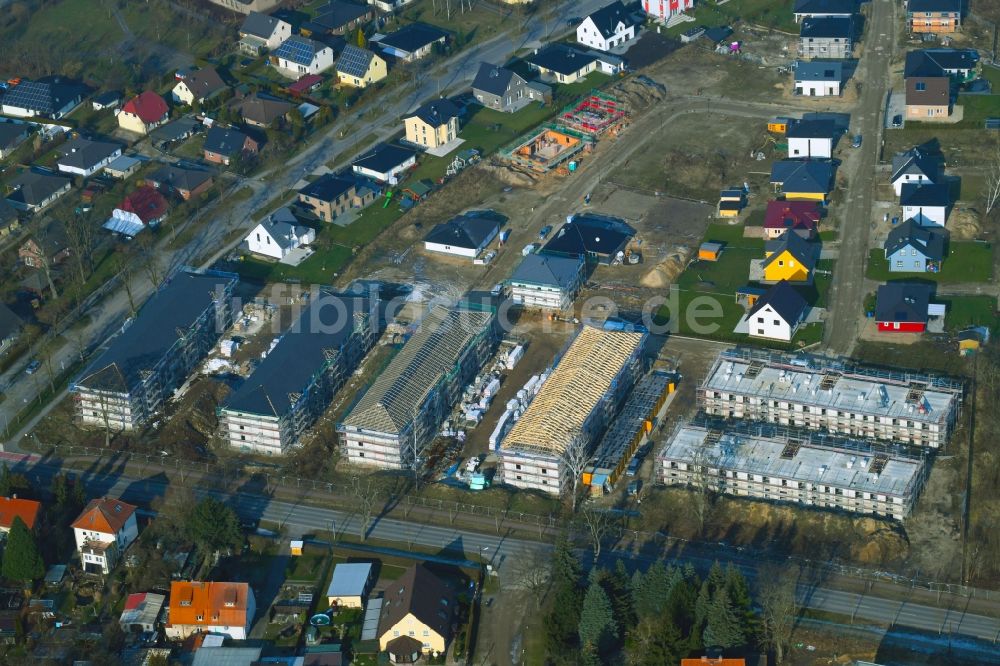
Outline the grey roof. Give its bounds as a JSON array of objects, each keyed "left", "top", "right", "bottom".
[
  {"left": 312, "top": 1, "right": 371, "bottom": 31},
  {"left": 542, "top": 213, "right": 635, "bottom": 259},
  {"left": 905, "top": 49, "right": 979, "bottom": 77},
  {"left": 254, "top": 216, "right": 312, "bottom": 252},
  {"left": 92, "top": 91, "right": 122, "bottom": 107},
  {"left": 770, "top": 159, "right": 834, "bottom": 193},
  {"left": 876, "top": 282, "right": 931, "bottom": 323},
  {"left": 179, "top": 67, "right": 226, "bottom": 100},
  {"left": 237, "top": 92, "right": 293, "bottom": 125},
  {"left": 762, "top": 231, "right": 818, "bottom": 271},
  {"left": 149, "top": 116, "right": 201, "bottom": 144},
  {"left": 106, "top": 155, "right": 140, "bottom": 173},
  {"left": 527, "top": 43, "right": 598, "bottom": 76},
  {"left": 0, "top": 199, "right": 16, "bottom": 227},
  {"left": 907, "top": 0, "right": 961, "bottom": 12},
  {"left": 352, "top": 144, "right": 416, "bottom": 174},
  {"left": 6, "top": 171, "right": 71, "bottom": 207},
  {"left": 900, "top": 182, "right": 949, "bottom": 207},
  {"left": 274, "top": 35, "right": 328, "bottom": 66},
  {"left": 204, "top": 126, "right": 250, "bottom": 157},
  {"left": 405, "top": 98, "right": 461, "bottom": 128},
  {"left": 76, "top": 271, "right": 237, "bottom": 393},
  {"left": 471, "top": 63, "right": 520, "bottom": 97},
  {"left": 509, "top": 253, "right": 584, "bottom": 290},
  {"left": 223, "top": 291, "right": 372, "bottom": 417},
  {"left": 424, "top": 210, "right": 503, "bottom": 250},
  {"left": 884, "top": 218, "right": 946, "bottom": 260},
  {"left": 0, "top": 123, "right": 28, "bottom": 151},
  {"left": 0, "top": 303, "right": 23, "bottom": 341},
  {"left": 785, "top": 118, "right": 838, "bottom": 139},
  {"left": 376, "top": 22, "right": 447, "bottom": 55},
  {"left": 1, "top": 77, "right": 83, "bottom": 115},
  {"left": 747, "top": 280, "right": 808, "bottom": 324},
  {"left": 326, "top": 562, "right": 373, "bottom": 598},
  {"left": 585, "top": 1, "right": 635, "bottom": 39},
  {"left": 342, "top": 304, "right": 495, "bottom": 434},
  {"left": 891, "top": 147, "right": 941, "bottom": 183},
  {"left": 299, "top": 172, "right": 355, "bottom": 202},
  {"left": 793, "top": 59, "right": 843, "bottom": 81},
  {"left": 336, "top": 44, "right": 378, "bottom": 78},
  {"left": 148, "top": 164, "right": 213, "bottom": 192},
  {"left": 800, "top": 15, "right": 853, "bottom": 38},
  {"left": 191, "top": 647, "right": 263, "bottom": 666},
  {"left": 240, "top": 11, "right": 283, "bottom": 39},
  {"left": 56, "top": 137, "right": 121, "bottom": 171},
  {"left": 794, "top": 0, "right": 857, "bottom": 14}
]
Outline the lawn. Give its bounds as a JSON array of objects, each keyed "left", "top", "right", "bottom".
[
  {"left": 285, "top": 549, "right": 329, "bottom": 583},
  {"left": 9, "top": 0, "right": 124, "bottom": 60},
  {"left": 982, "top": 65, "right": 1000, "bottom": 90},
  {"left": 398, "top": 0, "right": 511, "bottom": 46},
  {"left": 905, "top": 95, "right": 1000, "bottom": 130},
  {"left": 119, "top": 2, "right": 228, "bottom": 60},
  {"left": 866, "top": 242, "right": 993, "bottom": 283},
  {"left": 941, "top": 295, "right": 997, "bottom": 331},
  {"left": 664, "top": 0, "right": 799, "bottom": 37}
]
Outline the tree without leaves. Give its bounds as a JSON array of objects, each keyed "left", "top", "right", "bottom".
[
  {"left": 985, "top": 138, "right": 1000, "bottom": 218},
  {"left": 758, "top": 563, "right": 801, "bottom": 664},
  {"left": 2, "top": 516, "right": 44, "bottom": 584},
  {"left": 351, "top": 475, "right": 382, "bottom": 541},
  {"left": 580, "top": 505, "right": 615, "bottom": 561},
  {"left": 559, "top": 431, "right": 590, "bottom": 512}
]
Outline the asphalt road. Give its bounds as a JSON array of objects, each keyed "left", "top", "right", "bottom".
[{"left": 823, "top": 0, "right": 896, "bottom": 354}]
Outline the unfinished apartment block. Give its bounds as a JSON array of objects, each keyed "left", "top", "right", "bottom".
[
  {"left": 699, "top": 348, "right": 962, "bottom": 448},
  {"left": 498, "top": 325, "right": 646, "bottom": 495},
  {"left": 338, "top": 300, "right": 500, "bottom": 470},
  {"left": 657, "top": 422, "right": 927, "bottom": 520},
  {"left": 72, "top": 270, "right": 238, "bottom": 431},
  {"left": 219, "top": 291, "right": 380, "bottom": 455}
]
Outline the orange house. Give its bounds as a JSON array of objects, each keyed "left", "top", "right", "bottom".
[
  {"left": 0, "top": 496, "right": 41, "bottom": 533},
  {"left": 907, "top": 0, "right": 961, "bottom": 34},
  {"left": 165, "top": 581, "right": 256, "bottom": 641}
]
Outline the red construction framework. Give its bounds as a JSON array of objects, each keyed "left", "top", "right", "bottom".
[{"left": 556, "top": 91, "right": 628, "bottom": 137}]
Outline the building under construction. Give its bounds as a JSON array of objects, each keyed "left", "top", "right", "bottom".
[
  {"left": 219, "top": 291, "right": 380, "bottom": 455},
  {"left": 657, "top": 420, "right": 928, "bottom": 521},
  {"left": 700, "top": 348, "right": 963, "bottom": 449},
  {"left": 583, "top": 370, "right": 676, "bottom": 495},
  {"left": 500, "top": 124, "right": 592, "bottom": 174},
  {"left": 554, "top": 91, "right": 628, "bottom": 137},
  {"left": 338, "top": 298, "right": 501, "bottom": 470},
  {"left": 72, "top": 269, "right": 238, "bottom": 431},
  {"left": 498, "top": 324, "right": 646, "bottom": 495}
]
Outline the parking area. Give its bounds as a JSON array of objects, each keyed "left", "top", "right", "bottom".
[{"left": 886, "top": 90, "right": 906, "bottom": 128}]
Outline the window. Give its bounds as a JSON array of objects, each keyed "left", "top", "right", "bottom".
[
  {"left": 915, "top": 82, "right": 926, "bottom": 91},
  {"left": 423, "top": 630, "right": 430, "bottom": 637}
]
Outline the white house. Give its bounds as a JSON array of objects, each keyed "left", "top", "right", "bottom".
[
  {"left": 642, "top": 0, "right": 694, "bottom": 21},
  {"left": 793, "top": 60, "right": 843, "bottom": 97},
  {"left": 900, "top": 183, "right": 949, "bottom": 227},
  {"left": 351, "top": 144, "right": 417, "bottom": 185},
  {"left": 239, "top": 11, "right": 293, "bottom": 54},
  {"left": 423, "top": 211, "right": 503, "bottom": 259},
  {"left": 71, "top": 498, "right": 139, "bottom": 575},
  {"left": 55, "top": 137, "right": 123, "bottom": 178},
  {"left": 785, "top": 118, "right": 837, "bottom": 159},
  {"left": 891, "top": 147, "right": 940, "bottom": 196},
  {"left": 273, "top": 36, "right": 335, "bottom": 78},
  {"left": 509, "top": 253, "right": 585, "bottom": 310},
  {"left": 577, "top": 2, "right": 637, "bottom": 52},
  {"left": 735, "top": 280, "right": 809, "bottom": 342},
  {"left": 245, "top": 208, "right": 316, "bottom": 260}
]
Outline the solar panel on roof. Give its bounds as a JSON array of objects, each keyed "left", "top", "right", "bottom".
[
  {"left": 6, "top": 82, "right": 53, "bottom": 113},
  {"left": 338, "top": 46, "right": 372, "bottom": 77},
  {"left": 277, "top": 37, "right": 317, "bottom": 66}
]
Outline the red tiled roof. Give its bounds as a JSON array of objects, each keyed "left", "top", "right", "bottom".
[
  {"left": 167, "top": 581, "right": 250, "bottom": 628},
  {"left": 124, "top": 592, "right": 146, "bottom": 610},
  {"left": 287, "top": 74, "right": 323, "bottom": 94},
  {"left": 71, "top": 497, "right": 137, "bottom": 534},
  {"left": 0, "top": 497, "right": 41, "bottom": 530},
  {"left": 120, "top": 185, "right": 168, "bottom": 224},
  {"left": 763, "top": 200, "right": 820, "bottom": 231},
  {"left": 122, "top": 91, "right": 169, "bottom": 124}
]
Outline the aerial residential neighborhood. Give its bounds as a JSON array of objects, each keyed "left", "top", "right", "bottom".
[{"left": 0, "top": 0, "right": 997, "bottom": 664}]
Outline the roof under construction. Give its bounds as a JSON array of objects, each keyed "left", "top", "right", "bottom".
[
  {"left": 501, "top": 325, "right": 645, "bottom": 456},
  {"left": 341, "top": 305, "right": 495, "bottom": 435}
]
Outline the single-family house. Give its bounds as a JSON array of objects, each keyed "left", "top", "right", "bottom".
[
  {"left": 203, "top": 126, "right": 259, "bottom": 166},
  {"left": 335, "top": 45, "right": 388, "bottom": 88},
  {"left": 900, "top": 182, "right": 949, "bottom": 226},
  {"left": 377, "top": 564, "right": 456, "bottom": 660},
  {"left": 905, "top": 76, "right": 950, "bottom": 120},
  {"left": 509, "top": 253, "right": 585, "bottom": 310},
  {"left": 236, "top": 92, "right": 294, "bottom": 127},
  {"left": 793, "top": 60, "right": 843, "bottom": 96},
  {"left": 298, "top": 172, "right": 358, "bottom": 222},
  {"left": 904, "top": 49, "right": 979, "bottom": 82},
  {"left": 0, "top": 304, "right": 23, "bottom": 355},
  {"left": 890, "top": 147, "right": 941, "bottom": 196},
  {"left": 641, "top": 0, "right": 694, "bottom": 22},
  {"left": 471, "top": 63, "right": 549, "bottom": 112},
  {"left": 798, "top": 16, "right": 854, "bottom": 59},
  {"left": 785, "top": 118, "right": 838, "bottom": 158},
  {"left": 55, "top": 137, "right": 123, "bottom": 178},
  {"left": 165, "top": 581, "right": 256, "bottom": 640},
  {"left": 577, "top": 2, "right": 638, "bottom": 52},
  {"left": 793, "top": 0, "right": 857, "bottom": 23},
  {"left": 0, "top": 123, "right": 29, "bottom": 159},
  {"left": 171, "top": 67, "right": 227, "bottom": 106},
  {"left": 876, "top": 282, "right": 933, "bottom": 332},
  {"left": 308, "top": 1, "right": 373, "bottom": 36},
  {"left": 119, "top": 592, "right": 166, "bottom": 634},
  {"left": 526, "top": 44, "right": 599, "bottom": 84},
  {"left": 147, "top": 164, "right": 214, "bottom": 201},
  {"left": 906, "top": 0, "right": 962, "bottom": 34},
  {"left": 0, "top": 77, "right": 84, "bottom": 119},
  {"left": 104, "top": 186, "right": 169, "bottom": 237},
  {"left": 118, "top": 91, "right": 169, "bottom": 135},
  {"left": 736, "top": 280, "right": 809, "bottom": 342},
  {"left": 403, "top": 98, "right": 460, "bottom": 150},
  {"left": 884, "top": 218, "right": 946, "bottom": 273},
  {"left": 72, "top": 498, "right": 139, "bottom": 575},
  {"left": 246, "top": 207, "right": 316, "bottom": 259},
  {"left": 542, "top": 213, "right": 636, "bottom": 264},
  {"left": 423, "top": 210, "right": 504, "bottom": 258},
  {"left": 91, "top": 91, "right": 122, "bottom": 111},
  {"left": 20, "top": 221, "right": 70, "bottom": 268},
  {"left": 326, "top": 562, "right": 374, "bottom": 608},
  {"left": 239, "top": 12, "right": 292, "bottom": 55},
  {"left": 5, "top": 171, "right": 72, "bottom": 213},
  {"left": 0, "top": 496, "right": 40, "bottom": 534},
  {"left": 352, "top": 144, "right": 416, "bottom": 185},
  {"left": 761, "top": 231, "right": 817, "bottom": 283},
  {"left": 373, "top": 22, "right": 448, "bottom": 62},
  {"left": 770, "top": 159, "right": 834, "bottom": 201},
  {"left": 273, "top": 36, "right": 336, "bottom": 78},
  {"left": 763, "top": 200, "right": 820, "bottom": 239}
]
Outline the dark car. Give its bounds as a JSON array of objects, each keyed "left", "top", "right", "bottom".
[
  {"left": 891, "top": 114, "right": 903, "bottom": 128},
  {"left": 851, "top": 134, "right": 862, "bottom": 148},
  {"left": 24, "top": 360, "right": 40, "bottom": 375},
  {"left": 539, "top": 225, "right": 553, "bottom": 239}
]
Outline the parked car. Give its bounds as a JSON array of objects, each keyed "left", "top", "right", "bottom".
[
  {"left": 24, "top": 360, "right": 40, "bottom": 375},
  {"left": 522, "top": 243, "right": 539, "bottom": 256},
  {"left": 626, "top": 457, "right": 641, "bottom": 476},
  {"left": 627, "top": 479, "right": 642, "bottom": 496},
  {"left": 539, "top": 225, "right": 553, "bottom": 239},
  {"left": 851, "top": 134, "right": 862, "bottom": 148},
  {"left": 891, "top": 114, "right": 903, "bottom": 128}
]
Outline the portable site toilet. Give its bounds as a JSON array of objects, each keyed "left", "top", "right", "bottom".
[{"left": 699, "top": 242, "right": 724, "bottom": 262}]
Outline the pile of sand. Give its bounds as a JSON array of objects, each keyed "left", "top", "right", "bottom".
[
  {"left": 480, "top": 162, "right": 538, "bottom": 188},
  {"left": 850, "top": 517, "right": 909, "bottom": 565},
  {"left": 640, "top": 246, "right": 691, "bottom": 288},
  {"left": 612, "top": 76, "right": 667, "bottom": 111},
  {"left": 949, "top": 207, "right": 983, "bottom": 240}
]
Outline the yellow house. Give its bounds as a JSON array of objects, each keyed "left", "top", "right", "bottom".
[
  {"left": 771, "top": 160, "right": 833, "bottom": 202},
  {"left": 378, "top": 564, "right": 455, "bottom": 660},
  {"left": 762, "top": 231, "right": 816, "bottom": 283},
  {"left": 403, "top": 98, "right": 460, "bottom": 150},
  {"left": 336, "top": 45, "right": 387, "bottom": 89}
]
